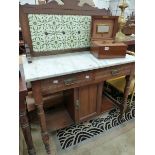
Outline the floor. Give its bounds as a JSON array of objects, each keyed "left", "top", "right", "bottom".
[{"left": 21, "top": 119, "right": 134, "bottom": 155}]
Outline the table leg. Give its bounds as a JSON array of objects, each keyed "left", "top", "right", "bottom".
[
  {"left": 20, "top": 96, "right": 36, "bottom": 155},
  {"left": 32, "top": 81, "right": 51, "bottom": 154},
  {"left": 122, "top": 74, "right": 133, "bottom": 114}
]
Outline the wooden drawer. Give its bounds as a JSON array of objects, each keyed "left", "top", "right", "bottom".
[
  {"left": 41, "top": 72, "right": 94, "bottom": 94},
  {"left": 95, "top": 64, "right": 132, "bottom": 80}
]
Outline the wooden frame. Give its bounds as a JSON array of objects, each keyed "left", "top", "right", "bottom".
[
  {"left": 19, "top": 0, "right": 111, "bottom": 58},
  {"left": 90, "top": 16, "right": 127, "bottom": 59},
  {"left": 96, "top": 24, "right": 110, "bottom": 34},
  {"left": 30, "top": 61, "right": 134, "bottom": 154},
  {"left": 91, "top": 16, "right": 118, "bottom": 40}
]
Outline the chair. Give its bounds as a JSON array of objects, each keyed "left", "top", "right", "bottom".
[{"left": 106, "top": 51, "right": 135, "bottom": 105}]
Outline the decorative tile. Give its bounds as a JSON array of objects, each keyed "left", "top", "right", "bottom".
[{"left": 28, "top": 14, "right": 91, "bottom": 52}]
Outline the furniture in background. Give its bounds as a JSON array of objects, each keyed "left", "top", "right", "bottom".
[
  {"left": 123, "top": 11, "right": 135, "bottom": 35},
  {"left": 123, "top": 11, "right": 135, "bottom": 52},
  {"left": 106, "top": 75, "right": 135, "bottom": 104},
  {"left": 19, "top": 65, "right": 36, "bottom": 155}
]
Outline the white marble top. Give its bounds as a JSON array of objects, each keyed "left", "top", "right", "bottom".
[{"left": 22, "top": 51, "right": 135, "bottom": 82}]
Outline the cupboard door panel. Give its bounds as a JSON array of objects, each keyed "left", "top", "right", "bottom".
[{"left": 78, "top": 84, "right": 98, "bottom": 121}]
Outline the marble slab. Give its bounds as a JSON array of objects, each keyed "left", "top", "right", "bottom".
[{"left": 22, "top": 51, "right": 135, "bottom": 82}]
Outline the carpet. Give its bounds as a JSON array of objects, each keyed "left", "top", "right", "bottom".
[{"left": 56, "top": 85, "right": 135, "bottom": 150}]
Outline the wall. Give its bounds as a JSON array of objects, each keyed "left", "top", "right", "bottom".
[
  {"left": 93, "top": 0, "right": 110, "bottom": 9},
  {"left": 19, "top": 0, "right": 36, "bottom": 5}
]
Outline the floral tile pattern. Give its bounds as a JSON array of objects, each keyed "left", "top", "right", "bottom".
[{"left": 28, "top": 14, "right": 91, "bottom": 52}]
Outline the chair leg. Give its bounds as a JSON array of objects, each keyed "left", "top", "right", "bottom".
[{"left": 122, "top": 74, "right": 133, "bottom": 114}]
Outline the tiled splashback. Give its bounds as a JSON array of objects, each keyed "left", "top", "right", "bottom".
[
  {"left": 26, "top": 1, "right": 134, "bottom": 52},
  {"left": 28, "top": 14, "right": 91, "bottom": 52}
]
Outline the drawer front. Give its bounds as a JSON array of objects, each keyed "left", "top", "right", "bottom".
[
  {"left": 41, "top": 72, "right": 94, "bottom": 94},
  {"left": 95, "top": 64, "right": 132, "bottom": 80}
]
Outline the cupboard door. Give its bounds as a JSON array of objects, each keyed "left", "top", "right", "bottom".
[{"left": 77, "top": 84, "right": 99, "bottom": 122}]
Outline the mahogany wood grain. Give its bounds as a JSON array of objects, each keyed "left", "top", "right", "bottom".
[
  {"left": 97, "top": 82, "right": 104, "bottom": 114},
  {"left": 28, "top": 105, "right": 74, "bottom": 132},
  {"left": 101, "top": 95, "right": 115, "bottom": 113},
  {"left": 95, "top": 63, "right": 132, "bottom": 81},
  {"left": 31, "top": 80, "right": 51, "bottom": 154},
  {"left": 64, "top": 89, "right": 75, "bottom": 121},
  {"left": 29, "top": 59, "right": 134, "bottom": 154},
  {"left": 90, "top": 16, "right": 128, "bottom": 59},
  {"left": 19, "top": 65, "right": 36, "bottom": 155},
  {"left": 63, "top": 84, "right": 102, "bottom": 123},
  {"left": 45, "top": 105, "right": 73, "bottom": 131},
  {"left": 91, "top": 16, "right": 118, "bottom": 40},
  {"left": 41, "top": 71, "right": 94, "bottom": 94},
  {"left": 123, "top": 67, "right": 134, "bottom": 114},
  {"left": 78, "top": 84, "right": 98, "bottom": 122},
  {"left": 91, "top": 44, "right": 127, "bottom": 59},
  {"left": 40, "top": 63, "right": 133, "bottom": 95},
  {"left": 30, "top": 62, "right": 134, "bottom": 129}
]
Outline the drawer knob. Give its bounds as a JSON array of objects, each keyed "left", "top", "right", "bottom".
[
  {"left": 85, "top": 75, "right": 90, "bottom": 79},
  {"left": 111, "top": 69, "right": 119, "bottom": 76},
  {"left": 53, "top": 80, "right": 59, "bottom": 84}
]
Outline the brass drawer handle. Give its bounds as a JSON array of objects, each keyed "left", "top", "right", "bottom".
[
  {"left": 64, "top": 78, "right": 76, "bottom": 86},
  {"left": 111, "top": 69, "right": 120, "bottom": 76}
]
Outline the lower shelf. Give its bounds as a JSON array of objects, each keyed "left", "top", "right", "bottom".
[
  {"left": 101, "top": 94, "right": 115, "bottom": 113},
  {"left": 29, "top": 104, "right": 74, "bottom": 132},
  {"left": 45, "top": 105, "right": 74, "bottom": 131},
  {"left": 29, "top": 95, "right": 117, "bottom": 132}
]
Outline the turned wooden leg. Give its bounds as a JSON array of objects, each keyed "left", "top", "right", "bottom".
[
  {"left": 122, "top": 74, "right": 133, "bottom": 114},
  {"left": 32, "top": 81, "right": 51, "bottom": 154},
  {"left": 20, "top": 96, "right": 36, "bottom": 155}
]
